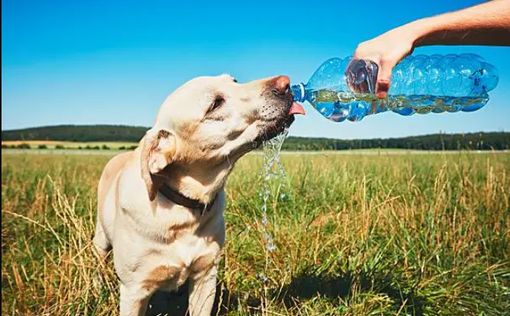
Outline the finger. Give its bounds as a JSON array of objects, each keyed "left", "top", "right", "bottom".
[
  {"left": 376, "top": 59, "right": 396, "bottom": 99},
  {"left": 376, "top": 80, "right": 390, "bottom": 99}
]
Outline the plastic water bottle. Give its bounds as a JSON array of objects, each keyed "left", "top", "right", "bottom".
[{"left": 291, "top": 54, "right": 499, "bottom": 122}]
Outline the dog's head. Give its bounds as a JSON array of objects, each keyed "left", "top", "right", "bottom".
[{"left": 141, "top": 74, "right": 304, "bottom": 201}]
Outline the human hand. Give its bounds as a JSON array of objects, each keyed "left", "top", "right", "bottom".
[{"left": 353, "top": 25, "right": 418, "bottom": 98}]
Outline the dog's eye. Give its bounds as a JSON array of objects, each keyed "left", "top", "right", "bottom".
[
  {"left": 208, "top": 95, "right": 225, "bottom": 113},
  {"left": 232, "top": 78, "right": 238, "bottom": 83}
]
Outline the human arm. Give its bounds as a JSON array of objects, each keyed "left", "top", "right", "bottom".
[{"left": 353, "top": 0, "right": 510, "bottom": 98}]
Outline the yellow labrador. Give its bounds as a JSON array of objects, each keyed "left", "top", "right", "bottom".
[{"left": 93, "top": 74, "right": 304, "bottom": 316}]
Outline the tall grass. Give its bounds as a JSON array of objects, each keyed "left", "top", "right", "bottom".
[{"left": 2, "top": 151, "right": 509, "bottom": 315}]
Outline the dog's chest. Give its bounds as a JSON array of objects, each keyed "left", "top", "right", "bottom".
[
  {"left": 117, "top": 182, "right": 225, "bottom": 292},
  {"left": 143, "top": 233, "right": 220, "bottom": 292}
]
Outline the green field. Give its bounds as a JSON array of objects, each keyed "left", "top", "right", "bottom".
[{"left": 2, "top": 151, "right": 509, "bottom": 315}]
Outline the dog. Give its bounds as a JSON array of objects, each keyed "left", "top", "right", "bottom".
[{"left": 93, "top": 74, "right": 305, "bottom": 316}]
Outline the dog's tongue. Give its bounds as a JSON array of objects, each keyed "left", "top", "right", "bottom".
[{"left": 289, "top": 102, "right": 305, "bottom": 115}]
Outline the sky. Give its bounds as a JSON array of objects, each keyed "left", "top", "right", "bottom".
[{"left": 2, "top": 0, "right": 509, "bottom": 139}]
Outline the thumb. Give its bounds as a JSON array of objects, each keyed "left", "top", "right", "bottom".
[{"left": 375, "top": 59, "right": 396, "bottom": 99}]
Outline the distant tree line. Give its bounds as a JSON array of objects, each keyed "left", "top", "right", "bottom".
[
  {"left": 2, "top": 125, "right": 148, "bottom": 142},
  {"left": 282, "top": 132, "right": 510, "bottom": 151},
  {"left": 2, "top": 125, "right": 509, "bottom": 151}
]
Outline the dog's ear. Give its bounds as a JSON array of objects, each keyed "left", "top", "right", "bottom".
[{"left": 141, "top": 129, "right": 176, "bottom": 201}]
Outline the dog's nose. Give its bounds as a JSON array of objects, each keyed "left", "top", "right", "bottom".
[{"left": 272, "top": 75, "right": 290, "bottom": 95}]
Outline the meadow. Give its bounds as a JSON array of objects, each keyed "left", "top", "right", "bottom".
[{"left": 2, "top": 150, "right": 509, "bottom": 315}]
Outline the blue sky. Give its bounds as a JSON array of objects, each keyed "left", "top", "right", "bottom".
[{"left": 2, "top": 0, "right": 509, "bottom": 139}]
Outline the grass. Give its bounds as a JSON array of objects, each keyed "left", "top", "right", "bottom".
[{"left": 2, "top": 150, "right": 509, "bottom": 315}]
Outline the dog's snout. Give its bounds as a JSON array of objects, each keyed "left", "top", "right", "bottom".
[
  {"left": 274, "top": 76, "right": 290, "bottom": 94},
  {"left": 271, "top": 75, "right": 290, "bottom": 96}
]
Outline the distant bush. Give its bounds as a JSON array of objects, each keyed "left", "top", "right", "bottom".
[
  {"left": 101, "top": 144, "right": 110, "bottom": 150},
  {"left": 38, "top": 144, "right": 48, "bottom": 149},
  {"left": 16, "top": 143, "right": 31, "bottom": 149},
  {"left": 2, "top": 144, "right": 9, "bottom": 149},
  {"left": 78, "top": 146, "right": 83, "bottom": 149},
  {"left": 55, "top": 145, "right": 65, "bottom": 150},
  {"left": 117, "top": 145, "right": 137, "bottom": 150}
]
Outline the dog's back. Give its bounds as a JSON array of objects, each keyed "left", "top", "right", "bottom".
[{"left": 94, "top": 151, "right": 134, "bottom": 256}]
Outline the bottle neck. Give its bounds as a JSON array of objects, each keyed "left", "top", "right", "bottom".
[{"left": 290, "top": 83, "right": 306, "bottom": 102}]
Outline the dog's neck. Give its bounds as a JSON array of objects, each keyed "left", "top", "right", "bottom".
[{"left": 162, "top": 160, "right": 233, "bottom": 204}]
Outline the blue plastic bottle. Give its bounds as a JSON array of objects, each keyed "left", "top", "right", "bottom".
[{"left": 291, "top": 54, "right": 499, "bottom": 122}]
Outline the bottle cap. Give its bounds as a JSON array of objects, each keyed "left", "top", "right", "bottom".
[{"left": 346, "top": 59, "right": 379, "bottom": 94}]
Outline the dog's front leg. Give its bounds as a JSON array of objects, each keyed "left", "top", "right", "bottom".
[
  {"left": 188, "top": 265, "right": 217, "bottom": 316},
  {"left": 119, "top": 283, "right": 151, "bottom": 316}
]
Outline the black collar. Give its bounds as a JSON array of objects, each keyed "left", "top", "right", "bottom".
[{"left": 158, "top": 183, "right": 216, "bottom": 214}]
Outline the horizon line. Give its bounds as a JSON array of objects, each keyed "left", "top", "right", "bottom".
[{"left": 2, "top": 123, "right": 508, "bottom": 141}]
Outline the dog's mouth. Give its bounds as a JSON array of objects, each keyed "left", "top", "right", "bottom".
[
  {"left": 249, "top": 75, "right": 306, "bottom": 148},
  {"left": 254, "top": 101, "right": 305, "bottom": 145}
]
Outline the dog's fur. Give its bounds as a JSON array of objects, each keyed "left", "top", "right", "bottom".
[{"left": 93, "top": 74, "right": 296, "bottom": 316}]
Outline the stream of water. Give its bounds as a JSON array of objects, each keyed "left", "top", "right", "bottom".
[
  {"left": 260, "top": 127, "right": 289, "bottom": 253},
  {"left": 257, "top": 128, "right": 289, "bottom": 311}
]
